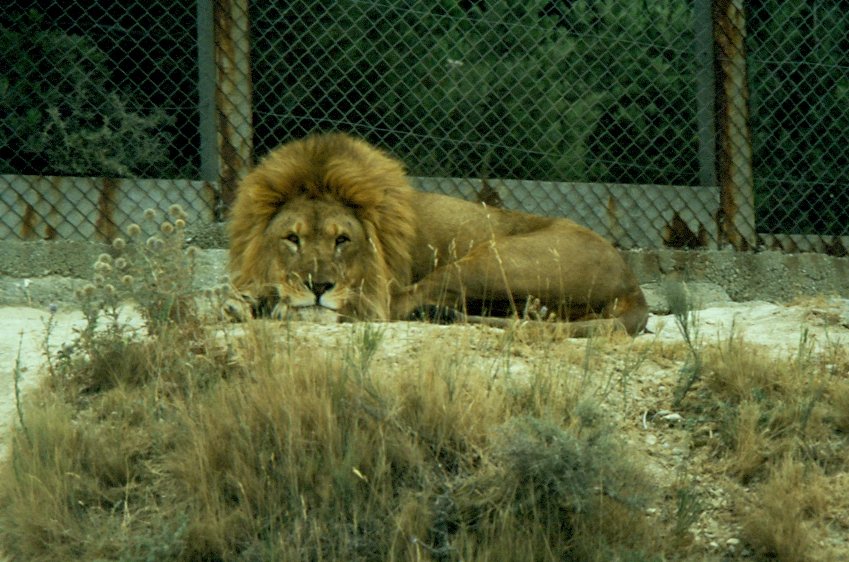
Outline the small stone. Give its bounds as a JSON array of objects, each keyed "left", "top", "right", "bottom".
[{"left": 663, "top": 412, "right": 685, "bottom": 424}]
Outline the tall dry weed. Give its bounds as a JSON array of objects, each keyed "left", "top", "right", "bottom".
[
  {"left": 1, "top": 313, "right": 662, "bottom": 561},
  {"left": 679, "top": 329, "right": 849, "bottom": 559},
  {"left": 739, "top": 456, "right": 829, "bottom": 561}
]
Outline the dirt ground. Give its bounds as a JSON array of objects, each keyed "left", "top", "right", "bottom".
[{"left": 2, "top": 297, "right": 848, "bottom": 558}]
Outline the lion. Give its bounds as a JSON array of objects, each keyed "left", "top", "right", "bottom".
[{"left": 227, "top": 132, "right": 648, "bottom": 336}]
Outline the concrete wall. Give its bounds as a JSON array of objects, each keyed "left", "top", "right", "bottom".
[
  {"left": 0, "top": 175, "right": 217, "bottom": 241},
  {"left": 3, "top": 175, "right": 719, "bottom": 249},
  {"left": 1, "top": 237, "right": 846, "bottom": 308},
  {"left": 4, "top": 175, "right": 845, "bottom": 254}
]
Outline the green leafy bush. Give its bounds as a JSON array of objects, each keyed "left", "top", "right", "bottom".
[
  {"left": 253, "top": 0, "right": 698, "bottom": 184},
  {"left": 749, "top": 1, "right": 849, "bottom": 235},
  {"left": 0, "top": 11, "right": 173, "bottom": 177}
]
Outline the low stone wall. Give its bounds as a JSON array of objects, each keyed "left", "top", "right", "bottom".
[{"left": 1, "top": 237, "right": 847, "bottom": 308}]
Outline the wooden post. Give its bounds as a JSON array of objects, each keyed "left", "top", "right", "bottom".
[
  {"left": 196, "top": 0, "right": 253, "bottom": 220},
  {"left": 713, "top": 0, "right": 756, "bottom": 250}
]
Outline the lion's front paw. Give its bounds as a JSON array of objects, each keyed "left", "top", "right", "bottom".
[
  {"left": 221, "top": 294, "right": 256, "bottom": 322},
  {"left": 409, "top": 305, "right": 465, "bottom": 324},
  {"left": 221, "top": 291, "right": 285, "bottom": 322},
  {"left": 522, "top": 296, "right": 555, "bottom": 322}
]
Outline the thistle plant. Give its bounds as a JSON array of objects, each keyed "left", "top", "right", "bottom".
[
  {"left": 124, "top": 205, "right": 200, "bottom": 333},
  {"left": 75, "top": 204, "right": 201, "bottom": 337}
]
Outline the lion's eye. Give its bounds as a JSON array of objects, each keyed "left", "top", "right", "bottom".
[
  {"left": 284, "top": 233, "right": 300, "bottom": 246},
  {"left": 335, "top": 234, "right": 350, "bottom": 246}
]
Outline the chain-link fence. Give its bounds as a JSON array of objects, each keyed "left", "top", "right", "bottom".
[
  {"left": 1, "top": 1, "right": 847, "bottom": 254},
  {"left": 747, "top": 2, "right": 849, "bottom": 253},
  {"left": 0, "top": 1, "right": 215, "bottom": 241}
]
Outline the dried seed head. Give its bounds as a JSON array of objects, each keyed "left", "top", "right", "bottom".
[
  {"left": 168, "top": 204, "right": 186, "bottom": 219},
  {"left": 96, "top": 253, "right": 113, "bottom": 265},
  {"left": 143, "top": 208, "right": 157, "bottom": 221},
  {"left": 160, "top": 221, "right": 175, "bottom": 235},
  {"left": 94, "top": 261, "right": 113, "bottom": 274},
  {"left": 111, "top": 237, "right": 126, "bottom": 251},
  {"left": 104, "top": 284, "right": 116, "bottom": 295},
  {"left": 174, "top": 218, "right": 186, "bottom": 230},
  {"left": 82, "top": 284, "right": 97, "bottom": 296},
  {"left": 127, "top": 223, "right": 141, "bottom": 237},
  {"left": 121, "top": 275, "right": 134, "bottom": 286},
  {"left": 115, "top": 257, "right": 128, "bottom": 270},
  {"left": 92, "top": 274, "right": 105, "bottom": 286},
  {"left": 186, "top": 245, "right": 200, "bottom": 258},
  {"left": 146, "top": 236, "right": 164, "bottom": 251}
]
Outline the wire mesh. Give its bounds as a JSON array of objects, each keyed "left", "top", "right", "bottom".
[
  {"left": 1, "top": 1, "right": 846, "bottom": 254},
  {"left": 251, "top": 1, "right": 706, "bottom": 251},
  {"left": 0, "top": 0, "right": 210, "bottom": 241},
  {"left": 747, "top": 2, "right": 849, "bottom": 246}
]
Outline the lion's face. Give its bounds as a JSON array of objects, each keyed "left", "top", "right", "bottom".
[
  {"left": 261, "top": 196, "right": 373, "bottom": 318},
  {"left": 229, "top": 133, "right": 418, "bottom": 322}
]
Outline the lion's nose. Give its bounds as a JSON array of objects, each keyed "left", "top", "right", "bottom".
[{"left": 308, "top": 281, "right": 334, "bottom": 298}]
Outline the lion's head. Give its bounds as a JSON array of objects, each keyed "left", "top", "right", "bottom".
[{"left": 228, "top": 133, "right": 417, "bottom": 320}]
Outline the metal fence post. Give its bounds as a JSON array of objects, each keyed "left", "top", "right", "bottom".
[
  {"left": 694, "top": 0, "right": 718, "bottom": 248},
  {"left": 197, "top": 0, "right": 253, "bottom": 220},
  {"left": 197, "top": 0, "right": 218, "bottom": 184},
  {"left": 713, "top": 0, "right": 756, "bottom": 250}
]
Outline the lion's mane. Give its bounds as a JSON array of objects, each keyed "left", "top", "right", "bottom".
[{"left": 228, "top": 133, "right": 418, "bottom": 313}]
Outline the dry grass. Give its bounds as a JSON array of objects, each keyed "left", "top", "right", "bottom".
[
  {"left": 676, "top": 331, "right": 849, "bottom": 560},
  {"left": 739, "top": 456, "right": 830, "bottom": 561},
  {"left": 0, "top": 315, "right": 664, "bottom": 561}
]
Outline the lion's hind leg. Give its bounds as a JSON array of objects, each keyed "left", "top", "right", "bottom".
[{"left": 392, "top": 225, "right": 648, "bottom": 336}]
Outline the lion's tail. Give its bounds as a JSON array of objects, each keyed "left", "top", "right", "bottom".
[{"left": 606, "top": 286, "right": 650, "bottom": 336}]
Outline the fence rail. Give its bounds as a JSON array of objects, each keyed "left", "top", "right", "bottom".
[{"left": 1, "top": 1, "right": 846, "bottom": 255}]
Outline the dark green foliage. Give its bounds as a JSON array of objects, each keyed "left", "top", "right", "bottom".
[
  {"left": 748, "top": 1, "right": 849, "bottom": 235},
  {"left": 252, "top": 0, "right": 699, "bottom": 184},
  {"left": 0, "top": 10, "right": 173, "bottom": 177}
]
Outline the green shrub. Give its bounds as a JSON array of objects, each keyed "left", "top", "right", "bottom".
[
  {"left": 0, "top": 11, "right": 173, "bottom": 177},
  {"left": 253, "top": 0, "right": 698, "bottom": 185}
]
